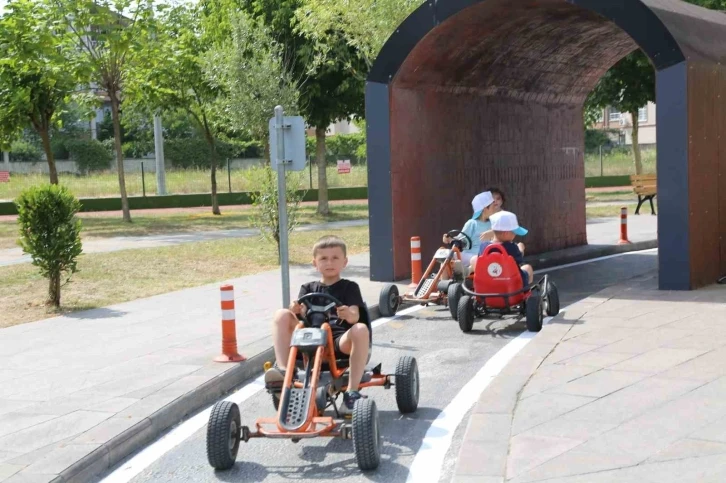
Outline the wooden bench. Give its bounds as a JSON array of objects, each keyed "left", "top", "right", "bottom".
[
  {"left": 0, "top": 171, "right": 9, "bottom": 183},
  {"left": 630, "top": 174, "right": 657, "bottom": 215}
]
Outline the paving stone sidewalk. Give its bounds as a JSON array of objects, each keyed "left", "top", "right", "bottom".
[{"left": 452, "top": 271, "right": 726, "bottom": 483}]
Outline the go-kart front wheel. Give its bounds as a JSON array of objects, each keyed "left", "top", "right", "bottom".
[
  {"left": 395, "top": 356, "right": 419, "bottom": 413},
  {"left": 379, "top": 284, "right": 400, "bottom": 318},
  {"left": 526, "top": 290, "right": 543, "bottom": 332},
  {"left": 206, "top": 401, "right": 241, "bottom": 470},
  {"left": 352, "top": 399, "right": 382, "bottom": 471},
  {"left": 545, "top": 280, "right": 560, "bottom": 317},
  {"left": 448, "top": 283, "right": 463, "bottom": 320},
  {"left": 458, "top": 295, "right": 474, "bottom": 333}
]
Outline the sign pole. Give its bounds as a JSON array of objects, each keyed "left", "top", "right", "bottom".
[{"left": 275, "top": 106, "right": 291, "bottom": 309}]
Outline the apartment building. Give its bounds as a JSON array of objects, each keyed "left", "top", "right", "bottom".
[{"left": 591, "top": 101, "right": 656, "bottom": 148}]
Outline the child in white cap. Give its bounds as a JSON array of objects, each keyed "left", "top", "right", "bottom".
[
  {"left": 442, "top": 191, "right": 500, "bottom": 270},
  {"left": 473, "top": 210, "right": 533, "bottom": 286}
]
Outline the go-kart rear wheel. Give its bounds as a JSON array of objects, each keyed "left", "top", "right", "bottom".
[
  {"left": 271, "top": 392, "right": 280, "bottom": 411},
  {"left": 352, "top": 398, "right": 382, "bottom": 471},
  {"left": 545, "top": 280, "right": 560, "bottom": 317},
  {"left": 206, "top": 401, "right": 240, "bottom": 470},
  {"left": 458, "top": 296, "right": 474, "bottom": 333},
  {"left": 395, "top": 356, "right": 419, "bottom": 413},
  {"left": 379, "top": 284, "right": 400, "bottom": 317},
  {"left": 448, "top": 283, "right": 463, "bottom": 320},
  {"left": 526, "top": 290, "right": 544, "bottom": 332}
]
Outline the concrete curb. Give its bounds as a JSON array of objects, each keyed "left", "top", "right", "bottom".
[{"left": 64, "top": 304, "right": 382, "bottom": 483}]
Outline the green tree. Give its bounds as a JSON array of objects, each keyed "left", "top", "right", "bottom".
[
  {"left": 242, "top": 0, "right": 367, "bottom": 215},
  {"left": 0, "top": 0, "right": 93, "bottom": 184},
  {"left": 15, "top": 184, "right": 83, "bottom": 308},
  {"left": 128, "top": 2, "right": 238, "bottom": 215},
  {"left": 204, "top": 11, "right": 300, "bottom": 158},
  {"left": 294, "top": 0, "right": 422, "bottom": 68},
  {"left": 52, "top": 0, "right": 153, "bottom": 223},
  {"left": 585, "top": 51, "right": 653, "bottom": 174}
]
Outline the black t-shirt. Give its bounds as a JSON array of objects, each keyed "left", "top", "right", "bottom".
[{"left": 297, "top": 279, "right": 367, "bottom": 337}]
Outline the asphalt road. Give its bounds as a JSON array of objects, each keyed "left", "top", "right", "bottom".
[{"left": 99, "top": 249, "right": 659, "bottom": 483}]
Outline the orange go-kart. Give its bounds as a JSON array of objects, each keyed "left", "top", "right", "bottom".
[
  {"left": 205, "top": 292, "right": 420, "bottom": 472},
  {"left": 378, "top": 230, "right": 473, "bottom": 317},
  {"left": 452, "top": 244, "right": 560, "bottom": 333}
]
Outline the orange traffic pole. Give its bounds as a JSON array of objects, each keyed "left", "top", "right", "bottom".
[
  {"left": 618, "top": 207, "right": 631, "bottom": 245},
  {"left": 410, "top": 236, "right": 422, "bottom": 288},
  {"left": 214, "top": 284, "right": 246, "bottom": 363}
]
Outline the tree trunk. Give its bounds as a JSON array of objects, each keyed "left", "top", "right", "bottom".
[
  {"left": 38, "top": 128, "right": 58, "bottom": 185},
  {"left": 48, "top": 271, "right": 60, "bottom": 308},
  {"left": 110, "top": 95, "right": 131, "bottom": 222},
  {"left": 315, "top": 127, "right": 329, "bottom": 215},
  {"left": 202, "top": 120, "right": 221, "bottom": 216},
  {"left": 630, "top": 109, "right": 643, "bottom": 175}
]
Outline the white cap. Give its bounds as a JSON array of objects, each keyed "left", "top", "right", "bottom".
[
  {"left": 490, "top": 210, "right": 528, "bottom": 236},
  {"left": 471, "top": 191, "right": 494, "bottom": 220}
]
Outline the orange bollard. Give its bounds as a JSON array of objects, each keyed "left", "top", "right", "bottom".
[
  {"left": 409, "top": 236, "right": 422, "bottom": 288},
  {"left": 618, "top": 207, "right": 632, "bottom": 245},
  {"left": 214, "top": 285, "right": 246, "bottom": 363}
]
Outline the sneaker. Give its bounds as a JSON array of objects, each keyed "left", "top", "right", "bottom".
[
  {"left": 264, "top": 363, "right": 286, "bottom": 389},
  {"left": 343, "top": 390, "right": 367, "bottom": 411}
]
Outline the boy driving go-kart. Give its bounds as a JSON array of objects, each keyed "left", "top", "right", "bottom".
[
  {"left": 206, "top": 236, "right": 420, "bottom": 472},
  {"left": 453, "top": 211, "right": 560, "bottom": 333}
]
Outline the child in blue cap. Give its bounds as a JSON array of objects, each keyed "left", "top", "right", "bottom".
[
  {"left": 442, "top": 191, "right": 500, "bottom": 270},
  {"left": 475, "top": 210, "right": 533, "bottom": 285}
]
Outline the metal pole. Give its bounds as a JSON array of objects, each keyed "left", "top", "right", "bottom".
[
  {"left": 599, "top": 145, "right": 603, "bottom": 177},
  {"left": 227, "top": 158, "right": 232, "bottom": 193},
  {"left": 153, "top": 113, "right": 167, "bottom": 195},
  {"left": 141, "top": 161, "right": 146, "bottom": 197},
  {"left": 275, "top": 105, "right": 290, "bottom": 308}
]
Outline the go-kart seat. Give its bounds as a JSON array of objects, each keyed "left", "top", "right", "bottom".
[{"left": 473, "top": 244, "right": 527, "bottom": 309}]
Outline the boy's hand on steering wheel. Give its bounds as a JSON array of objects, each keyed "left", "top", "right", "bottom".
[
  {"left": 289, "top": 300, "right": 305, "bottom": 316},
  {"left": 336, "top": 305, "right": 358, "bottom": 323}
]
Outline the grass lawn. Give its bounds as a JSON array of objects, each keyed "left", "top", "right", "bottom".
[
  {"left": 0, "top": 202, "right": 369, "bottom": 250},
  {"left": 0, "top": 225, "right": 369, "bottom": 328},
  {"left": 1, "top": 152, "right": 655, "bottom": 201}
]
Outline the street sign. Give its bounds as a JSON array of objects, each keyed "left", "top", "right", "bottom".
[
  {"left": 269, "top": 115, "right": 306, "bottom": 172},
  {"left": 337, "top": 159, "right": 351, "bottom": 174}
]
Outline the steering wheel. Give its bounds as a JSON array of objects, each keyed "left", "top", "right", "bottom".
[
  {"left": 297, "top": 292, "right": 343, "bottom": 327},
  {"left": 446, "top": 229, "right": 472, "bottom": 251}
]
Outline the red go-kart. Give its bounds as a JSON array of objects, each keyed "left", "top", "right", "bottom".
[{"left": 453, "top": 244, "right": 560, "bottom": 333}]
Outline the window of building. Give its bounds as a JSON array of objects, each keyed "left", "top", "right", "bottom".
[
  {"left": 609, "top": 110, "right": 621, "bottom": 122},
  {"left": 638, "top": 107, "right": 647, "bottom": 123}
]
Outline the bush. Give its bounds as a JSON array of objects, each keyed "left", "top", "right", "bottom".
[
  {"left": 9, "top": 140, "right": 43, "bottom": 162},
  {"left": 50, "top": 137, "right": 70, "bottom": 160},
  {"left": 14, "top": 184, "right": 83, "bottom": 308},
  {"left": 247, "top": 164, "right": 306, "bottom": 259},
  {"left": 305, "top": 132, "right": 367, "bottom": 165},
  {"left": 66, "top": 139, "right": 113, "bottom": 173},
  {"left": 164, "top": 138, "right": 239, "bottom": 168}
]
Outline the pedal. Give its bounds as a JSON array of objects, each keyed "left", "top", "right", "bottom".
[{"left": 279, "top": 387, "right": 313, "bottom": 431}]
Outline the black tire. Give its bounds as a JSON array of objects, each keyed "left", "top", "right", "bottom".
[
  {"left": 379, "top": 284, "right": 399, "bottom": 317},
  {"left": 458, "top": 295, "right": 474, "bottom": 333},
  {"left": 206, "top": 401, "right": 240, "bottom": 470},
  {"left": 395, "top": 356, "right": 419, "bottom": 414},
  {"left": 352, "top": 398, "right": 382, "bottom": 471},
  {"left": 448, "top": 283, "right": 463, "bottom": 320},
  {"left": 272, "top": 392, "right": 280, "bottom": 411},
  {"left": 545, "top": 280, "right": 560, "bottom": 317},
  {"left": 526, "top": 290, "right": 543, "bottom": 332}
]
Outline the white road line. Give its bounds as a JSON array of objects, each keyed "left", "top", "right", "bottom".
[
  {"left": 98, "top": 303, "right": 427, "bottom": 483},
  {"left": 534, "top": 247, "right": 657, "bottom": 274}
]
